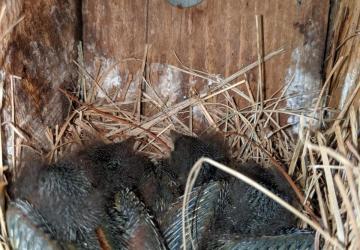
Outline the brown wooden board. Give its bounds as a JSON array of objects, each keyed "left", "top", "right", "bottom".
[
  {"left": 83, "top": 0, "right": 329, "bottom": 129},
  {"left": 82, "top": 0, "right": 147, "bottom": 103},
  {"left": 1, "top": 0, "right": 81, "bottom": 151}
]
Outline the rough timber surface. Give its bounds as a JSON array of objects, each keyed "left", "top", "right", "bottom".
[
  {"left": 0, "top": 0, "right": 81, "bottom": 151},
  {"left": 82, "top": 0, "right": 147, "bottom": 102},
  {"left": 83, "top": 0, "right": 329, "bottom": 118},
  {"left": 0, "top": 0, "right": 331, "bottom": 153}
]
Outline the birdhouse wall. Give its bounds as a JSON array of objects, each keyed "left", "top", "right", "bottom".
[
  {"left": 0, "top": 0, "right": 80, "bottom": 151},
  {"left": 2, "top": 0, "right": 359, "bottom": 152},
  {"left": 83, "top": 0, "right": 330, "bottom": 127}
]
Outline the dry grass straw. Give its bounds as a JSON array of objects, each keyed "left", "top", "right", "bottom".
[
  {"left": 54, "top": 44, "right": 349, "bottom": 249},
  {"left": 180, "top": 76, "right": 360, "bottom": 249},
  {"left": 183, "top": 158, "right": 344, "bottom": 249},
  {"left": 27, "top": 22, "right": 357, "bottom": 250},
  {"left": 179, "top": 16, "right": 358, "bottom": 250},
  {"left": 182, "top": 51, "right": 359, "bottom": 249},
  {"left": 0, "top": 72, "right": 9, "bottom": 250},
  {"left": 0, "top": 2, "right": 24, "bottom": 249},
  {"left": 0, "top": 9, "right": 358, "bottom": 250}
]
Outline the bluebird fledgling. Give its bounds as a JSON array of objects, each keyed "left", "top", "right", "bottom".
[
  {"left": 7, "top": 200, "right": 100, "bottom": 249},
  {"left": 137, "top": 160, "right": 182, "bottom": 218},
  {"left": 7, "top": 199, "right": 65, "bottom": 250},
  {"left": 166, "top": 133, "right": 303, "bottom": 248},
  {"left": 102, "top": 188, "right": 167, "bottom": 250},
  {"left": 159, "top": 181, "right": 224, "bottom": 250},
  {"left": 10, "top": 158, "right": 105, "bottom": 249},
  {"left": 158, "top": 179, "right": 308, "bottom": 250},
  {"left": 169, "top": 131, "right": 230, "bottom": 189},
  {"left": 79, "top": 139, "right": 154, "bottom": 191},
  {"left": 87, "top": 140, "right": 178, "bottom": 219},
  {"left": 9, "top": 140, "right": 158, "bottom": 249},
  {"left": 216, "top": 161, "right": 298, "bottom": 237},
  {"left": 8, "top": 191, "right": 168, "bottom": 250}
]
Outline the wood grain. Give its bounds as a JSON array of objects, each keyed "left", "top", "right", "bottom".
[
  {"left": 83, "top": 0, "right": 329, "bottom": 109},
  {"left": 1, "top": 0, "right": 81, "bottom": 151}
]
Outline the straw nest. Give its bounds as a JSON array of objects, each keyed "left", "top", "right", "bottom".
[{"left": 0, "top": 4, "right": 359, "bottom": 250}]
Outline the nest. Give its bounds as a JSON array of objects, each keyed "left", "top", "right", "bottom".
[{"left": 0, "top": 3, "right": 359, "bottom": 250}]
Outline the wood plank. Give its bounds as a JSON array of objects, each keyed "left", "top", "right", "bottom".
[
  {"left": 146, "top": 0, "right": 329, "bottom": 128},
  {"left": 82, "top": 0, "right": 147, "bottom": 102},
  {"left": 1, "top": 0, "right": 80, "bottom": 151},
  {"left": 83, "top": 0, "right": 329, "bottom": 128}
]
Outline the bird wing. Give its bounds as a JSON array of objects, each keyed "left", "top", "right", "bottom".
[
  {"left": 7, "top": 199, "right": 64, "bottom": 250},
  {"left": 160, "top": 181, "right": 223, "bottom": 250}
]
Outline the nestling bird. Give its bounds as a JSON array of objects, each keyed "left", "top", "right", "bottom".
[
  {"left": 10, "top": 156, "right": 105, "bottom": 248},
  {"left": 8, "top": 190, "right": 168, "bottom": 250},
  {"left": 8, "top": 139, "right": 165, "bottom": 249},
  {"left": 165, "top": 132, "right": 309, "bottom": 249},
  {"left": 169, "top": 131, "right": 230, "bottom": 189},
  {"left": 158, "top": 179, "right": 312, "bottom": 250},
  {"left": 101, "top": 188, "right": 167, "bottom": 250},
  {"left": 215, "top": 161, "right": 298, "bottom": 237},
  {"left": 7, "top": 199, "right": 68, "bottom": 250},
  {"left": 7, "top": 134, "right": 312, "bottom": 249},
  {"left": 137, "top": 159, "right": 182, "bottom": 218},
  {"left": 83, "top": 139, "right": 154, "bottom": 191},
  {"left": 158, "top": 181, "right": 223, "bottom": 250}
]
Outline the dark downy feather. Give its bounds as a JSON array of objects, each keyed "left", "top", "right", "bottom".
[
  {"left": 159, "top": 181, "right": 224, "bottom": 250},
  {"left": 138, "top": 159, "right": 182, "bottom": 218},
  {"left": 85, "top": 139, "right": 154, "bottom": 190},
  {"left": 169, "top": 131, "right": 230, "bottom": 189},
  {"left": 166, "top": 133, "right": 303, "bottom": 248},
  {"left": 103, "top": 189, "right": 167, "bottom": 250},
  {"left": 11, "top": 160, "right": 104, "bottom": 248},
  {"left": 7, "top": 199, "right": 68, "bottom": 250},
  {"left": 216, "top": 162, "right": 298, "bottom": 236},
  {"left": 9, "top": 141, "right": 156, "bottom": 248},
  {"left": 210, "top": 229, "right": 315, "bottom": 250}
]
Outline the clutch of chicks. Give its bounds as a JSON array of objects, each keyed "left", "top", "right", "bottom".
[{"left": 7, "top": 132, "right": 315, "bottom": 250}]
